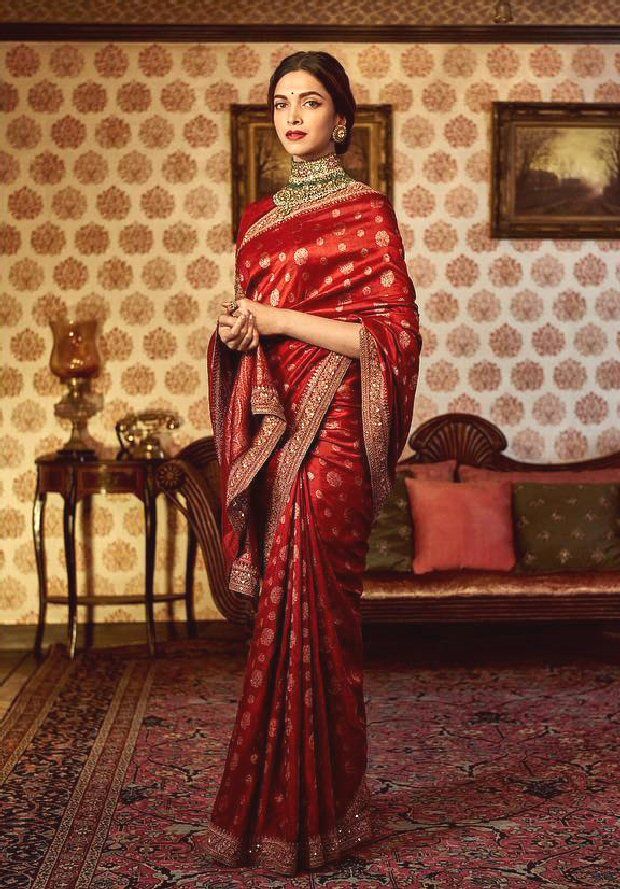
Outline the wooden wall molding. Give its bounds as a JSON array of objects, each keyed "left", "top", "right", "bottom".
[{"left": 1, "top": 22, "right": 619, "bottom": 43}]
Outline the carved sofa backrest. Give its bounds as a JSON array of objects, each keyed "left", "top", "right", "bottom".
[{"left": 400, "top": 412, "right": 620, "bottom": 473}]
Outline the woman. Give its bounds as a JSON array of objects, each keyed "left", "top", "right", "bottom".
[{"left": 196, "top": 50, "right": 421, "bottom": 875}]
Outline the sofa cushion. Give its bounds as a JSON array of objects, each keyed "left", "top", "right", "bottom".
[
  {"left": 404, "top": 478, "right": 516, "bottom": 574},
  {"left": 365, "top": 473, "right": 413, "bottom": 572},
  {"left": 458, "top": 464, "right": 620, "bottom": 485},
  {"left": 365, "top": 460, "right": 457, "bottom": 573},
  {"left": 513, "top": 482, "right": 620, "bottom": 573},
  {"left": 396, "top": 458, "right": 457, "bottom": 480}
]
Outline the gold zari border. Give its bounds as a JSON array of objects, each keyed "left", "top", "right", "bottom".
[
  {"left": 196, "top": 775, "right": 374, "bottom": 875},
  {"left": 262, "top": 350, "right": 352, "bottom": 567},
  {"left": 359, "top": 324, "right": 391, "bottom": 516}
]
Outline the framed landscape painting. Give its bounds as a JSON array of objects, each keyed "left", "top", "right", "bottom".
[
  {"left": 491, "top": 102, "right": 620, "bottom": 239},
  {"left": 230, "top": 104, "right": 393, "bottom": 241}
]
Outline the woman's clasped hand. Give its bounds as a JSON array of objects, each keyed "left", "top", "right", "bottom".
[
  {"left": 217, "top": 308, "right": 258, "bottom": 352},
  {"left": 217, "top": 297, "right": 284, "bottom": 351}
]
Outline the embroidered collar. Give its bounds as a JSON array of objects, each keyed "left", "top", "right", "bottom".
[{"left": 273, "top": 151, "right": 355, "bottom": 218}]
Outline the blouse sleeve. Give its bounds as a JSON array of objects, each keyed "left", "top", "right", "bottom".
[{"left": 354, "top": 195, "right": 422, "bottom": 516}]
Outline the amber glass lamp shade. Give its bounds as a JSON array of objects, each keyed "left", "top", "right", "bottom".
[{"left": 49, "top": 319, "right": 102, "bottom": 381}]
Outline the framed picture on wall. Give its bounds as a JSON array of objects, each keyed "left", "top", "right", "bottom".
[
  {"left": 230, "top": 103, "right": 393, "bottom": 241},
  {"left": 491, "top": 101, "right": 620, "bottom": 239}
]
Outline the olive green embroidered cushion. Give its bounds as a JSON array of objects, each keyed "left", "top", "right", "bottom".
[
  {"left": 513, "top": 482, "right": 620, "bottom": 573},
  {"left": 365, "top": 472, "right": 413, "bottom": 572}
]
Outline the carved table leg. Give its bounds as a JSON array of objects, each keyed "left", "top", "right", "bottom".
[
  {"left": 33, "top": 471, "right": 48, "bottom": 659},
  {"left": 63, "top": 466, "right": 78, "bottom": 659},
  {"left": 144, "top": 468, "right": 157, "bottom": 656}
]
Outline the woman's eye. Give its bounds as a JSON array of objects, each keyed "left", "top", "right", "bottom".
[{"left": 274, "top": 100, "right": 321, "bottom": 109}]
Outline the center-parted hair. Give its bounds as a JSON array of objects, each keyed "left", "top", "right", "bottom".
[{"left": 267, "top": 51, "right": 356, "bottom": 155}]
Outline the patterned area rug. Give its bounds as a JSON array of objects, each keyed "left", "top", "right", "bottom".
[{"left": 2, "top": 635, "right": 620, "bottom": 888}]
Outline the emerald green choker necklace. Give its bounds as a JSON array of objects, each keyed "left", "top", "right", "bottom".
[{"left": 273, "top": 152, "right": 355, "bottom": 218}]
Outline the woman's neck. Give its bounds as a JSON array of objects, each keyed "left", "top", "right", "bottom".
[{"left": 291, "top": 149, "right": 336, "bottom": 163}]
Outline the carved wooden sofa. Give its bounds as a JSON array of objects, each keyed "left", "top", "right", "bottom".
[{"left": 156, "top": 413, "right": 620, "bottom": 627}]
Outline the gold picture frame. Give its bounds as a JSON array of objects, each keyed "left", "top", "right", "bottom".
[
  {"left": 230, "top": 103, "right": 393, "bottom": 241},
  {"left": 491, "top": 101, "right": 620, "bottom": 239}
]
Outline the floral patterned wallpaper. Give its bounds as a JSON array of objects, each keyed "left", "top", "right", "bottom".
[{"left": 1, "top": 40, "right": 619, "bottom": 625}]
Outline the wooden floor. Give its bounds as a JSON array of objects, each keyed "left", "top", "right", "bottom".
[
  {"left": 0, "top": 621, "right": 247, "bottom": 719},
  {"left": 3, "top": 619, "right": 620, "bottom": 719},
  {"left": 0, "top": 650, "right": 38, "bottom": 719}
]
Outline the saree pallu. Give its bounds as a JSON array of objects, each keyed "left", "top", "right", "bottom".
[{"left": 198, "top": 181, "right": 421, "bottom": 874}]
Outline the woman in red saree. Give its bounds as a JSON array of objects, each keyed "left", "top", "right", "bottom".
[{"left": 195, "top": 51, "right": 421, "bottom": 875}]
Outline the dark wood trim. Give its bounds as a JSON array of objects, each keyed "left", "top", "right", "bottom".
[
  {"left": 1, "top": 22, "right": 619, "bottom": 43},
  {"left": 360, "top": 595, "right": 620, "bottom": 623}
]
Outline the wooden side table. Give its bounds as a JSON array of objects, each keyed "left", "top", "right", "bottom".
[{"left": 32, "top": 451, "right": 197, "bottom": 658}]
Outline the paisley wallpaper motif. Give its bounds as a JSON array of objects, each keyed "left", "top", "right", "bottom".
[{"left": 1, "top": 40, "right": 619, "bottom": 625}]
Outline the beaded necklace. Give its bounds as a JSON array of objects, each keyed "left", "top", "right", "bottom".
[{"left": 273, "top": 151, "right": 355, "bottom": 218}]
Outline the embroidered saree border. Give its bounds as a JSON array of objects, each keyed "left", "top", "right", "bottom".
[
  {"left": 208, "top": 331, "right": 236, "bottom": 466},
  {"left": 359, "top": 324, "right": 391, "bottom": 516},
  {"left": 262, "top": 350, "right": 353, "bottom": 569},
  {"left": 239, "top": 180, "right": 375, "bottom": 250},
  {"left": 226, "top": 385, "right": 287, "bottom": 597},
  {"left": 197, "top": 773, "right": 374, "bottom": 875},
  {"left": 227, "top": 398, "right": 286, "bottom": 518},
  {"left": 228, "top": 552, "right": 261, "bottom": 599}
]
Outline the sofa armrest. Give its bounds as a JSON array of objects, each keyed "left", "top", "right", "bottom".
[{"left": 155, "top": 437, "right": 254, "bottom": 626}]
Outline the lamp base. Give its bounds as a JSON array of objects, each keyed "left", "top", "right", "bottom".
[{"left": 53, "top": 377, "right": 103, "bottom": 461}]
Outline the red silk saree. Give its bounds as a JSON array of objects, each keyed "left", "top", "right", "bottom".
[{"left": 198, "top": 177, "right": 421, "bottom": 875}]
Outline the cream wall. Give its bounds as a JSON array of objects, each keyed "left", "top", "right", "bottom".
[{"left": 1, "top": 40, "right": 619, "bottom": 624}]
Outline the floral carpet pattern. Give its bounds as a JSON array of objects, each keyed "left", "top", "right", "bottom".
[{"left": 1, "top": 637, "right": 620, "bottom": 888}]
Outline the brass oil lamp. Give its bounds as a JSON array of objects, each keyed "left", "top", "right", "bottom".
[{"left": 49, "top": 318, "right": 103, "bottom": 460}]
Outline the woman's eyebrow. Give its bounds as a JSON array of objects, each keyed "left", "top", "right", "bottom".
[{"left": 273, "top": 91, "right": 325, "bottom": 100}]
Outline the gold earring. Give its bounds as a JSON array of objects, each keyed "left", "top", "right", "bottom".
[{"left": 332, "top": 123, "right": 347, "bottom": 143}]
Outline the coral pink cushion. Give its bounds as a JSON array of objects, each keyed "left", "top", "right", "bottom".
[
  {"left": 396, "top": 458, "right": 457, "bottom": 481},
  {"left": 404, "top": 478, "right": 516, "bottom": 574},
  {"left": 458, "top": 464, "right": 620, "bottom": 484}
]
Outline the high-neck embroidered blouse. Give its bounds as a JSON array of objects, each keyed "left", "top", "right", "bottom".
[{"left": 272, "top": 151, "right": 356, "bottom": 218}]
